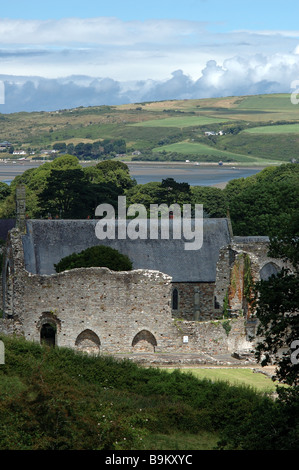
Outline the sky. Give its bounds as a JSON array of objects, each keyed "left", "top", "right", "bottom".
[{"left": 1, "top": 0, "right": 299, "bottom": 112}]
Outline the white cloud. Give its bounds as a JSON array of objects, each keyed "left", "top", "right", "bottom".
[
  {"left": 1, "top": 51, "right": 299, "bottom": 113},
  {"left": 0, "top": 17, "right": 299, "bottom": 111},
  {"left": 0, "top": 17, "right": 206, "bottom": 46}
]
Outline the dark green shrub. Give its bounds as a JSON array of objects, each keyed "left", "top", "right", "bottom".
[{"left": 54, "top": 245, "right": 133, "bottom": 273}]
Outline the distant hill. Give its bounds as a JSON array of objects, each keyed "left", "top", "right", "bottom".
[{"left": 0, "top": 93, "right": 298, "bottom": 165}]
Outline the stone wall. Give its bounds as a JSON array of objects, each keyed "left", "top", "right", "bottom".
[
  {"left": 3, "top": 230, "right": 177, "bottom": 354},
  {"left": 171, "top": 282, "right": 220, "bottom": 321},
  {"left": 214, "top": 237, "right": 286, "bottom": 317},
  {"left": 0, "top": 228, "right": 256, "bottom": 359},
  {"left": 171, "top": 317, "right": 254, "bottom": 356}
]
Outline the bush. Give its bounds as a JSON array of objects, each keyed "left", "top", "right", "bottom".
[{"left": 54, "top": 245, "right": 133, "bottom": 273}]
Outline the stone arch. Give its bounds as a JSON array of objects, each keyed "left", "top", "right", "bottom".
[
  {"left": 37, "top": 312, "right": 61, "bottom": 348},
  {"left": 260, "top": 262, "right": 280, "bottom": 281},
  {"left": 132, "top": 330, "right": 157, "bottom": 352},
  {"left": 75, "top": 329, "right": 101, "bottom": 354}
]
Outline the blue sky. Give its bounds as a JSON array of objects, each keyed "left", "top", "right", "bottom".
[
  {"left": 0, "top": 0, "right": 299, "bottom": 112},
  {"left": 1, "top": 0, "right": 298, "bottom": 30}
]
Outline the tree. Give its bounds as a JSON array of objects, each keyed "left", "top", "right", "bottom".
[
  {"left": 0, "top": 182, "right": 11, "bottom": 201},
  {"left": 38, "top": 168, "right": 94, "bottom": 219},
  {"left": 160, "top": 178, "right": 192, "bottom": 206},
  {"left": 191, "top": 186, "right": 227, "bottom": 218},
  {"left": 0, "top": 156, "right": 134, "bottom": 219},
  {"left": 54, "top": 245, "right": 133, "bottom": 273},
  {"left": 254, "top": 211, "right": 299, "bottom": 386},
  {"left": 225, "top": 164, "right": 299, "bottom": 236}
]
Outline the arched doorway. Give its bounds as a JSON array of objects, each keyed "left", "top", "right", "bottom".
[
  {"left": 132, "top": 330, "right": 157, "bottom": 352},
  {"left": 40, "top": 323, "right": 56, "bottom": 347}
]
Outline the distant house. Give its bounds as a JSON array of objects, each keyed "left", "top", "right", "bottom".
[
  {"left": 13, "top": 150, "right": 26, "bottom": 156},
  {"left": 204, "top": 131, "right": 225, "bottom": 136},
  {"left": 40, "top": 149, "right": 59, "bottom": 155}
]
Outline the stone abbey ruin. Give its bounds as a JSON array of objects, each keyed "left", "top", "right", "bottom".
[{"left": 0, "top": 187, "right": 285, "bottom": 364}]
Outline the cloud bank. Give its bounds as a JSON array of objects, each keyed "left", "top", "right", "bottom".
[
  {"left": 0, "top": 17, "right": 298, "bottom": 112},
  {"left": 1, "top": 53, "right": 299, "bottom": 113}
]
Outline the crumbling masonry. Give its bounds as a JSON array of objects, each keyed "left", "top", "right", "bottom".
[{"left": 0, "top": 188, "right": 286, "bottom": 362}]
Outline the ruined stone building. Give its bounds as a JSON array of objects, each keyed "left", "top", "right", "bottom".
[{"left": 0, "top": 208, "right": 285, "bottom": 361}]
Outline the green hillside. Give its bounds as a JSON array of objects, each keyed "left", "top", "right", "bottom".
[
  {"left": 0, "top": 335, "right": 297, "bottom": 451},
  {"left": 0, "top": 93, "right": 298, "bottom": 164}
]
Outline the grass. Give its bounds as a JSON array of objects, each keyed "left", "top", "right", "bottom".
[
  {"left": 152, "top": 140, "right": 283, "bottom": 163},
  {"left": 143, "top": 431, "right": 219, "bottom": 450},
  {"left": 0, "top": 334, "right": 288, "bottom": 451},
  {"left": 244, "top": 123, "right": 299, "bottom": 134},
  {"left": 166, "top": 368, "right": 278, "bottom": 393},
  {"left": 130, "top": 116, "right": 229, "bottom": 128},
  {"left": 1, "top": 93, "right": 298, "bottom": 163},
  {"left": 236, "top": 94, "right": 296, "bottom": 111}
]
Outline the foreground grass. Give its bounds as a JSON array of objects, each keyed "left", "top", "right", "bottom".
[
  {"left": 144, "top": 431, "right": 219, "bottom": 450},
  {"left": 0, "top": 335, "right": 298, "bottom": 450}
]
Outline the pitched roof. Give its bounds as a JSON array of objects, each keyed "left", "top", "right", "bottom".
[{"left": 22, "top": 218, "right": 232, "bottom": 282}]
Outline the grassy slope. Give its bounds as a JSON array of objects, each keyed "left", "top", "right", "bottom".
[
  {"left": 0, "top": 335, "right": 277, "bottom": 450},
  {"left": 0, "top": 93, "right": 298, "bottom": 163},
  {"left": 245, "top": 123, "right": 299, "bottom": 134}
]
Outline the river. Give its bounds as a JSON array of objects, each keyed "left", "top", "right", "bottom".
[
  {"left": 126, "top": 162, "right": 264, "bottom": 187},
  {"left": 0, "top": 160, "right": 266, "bottom": 187}
]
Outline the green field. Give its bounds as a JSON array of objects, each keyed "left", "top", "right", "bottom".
[
  {"left": 244, "top": 123, "right": 299, "bottom": 134},
  {"left": 236, "top": 94, "right": 296, "bottom": 112},
  {"left": 167, "top": 368, "right": 278, "bottom": 393},
  {"left": 131, "top": 115, "right": 229, "bottom": 128},
  {"left": 152, "top": 140, "right": 276, "bottom": 163},
  {"left": 0, "top": 93, "right": 298, "bottom": 163}
]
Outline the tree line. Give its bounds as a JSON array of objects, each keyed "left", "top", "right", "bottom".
[
  {"left": 0, "top": 158, "right": 297, "bottom": 239},
  {"left": 53, "top": 139, "right": 126, "bottom": 160}
]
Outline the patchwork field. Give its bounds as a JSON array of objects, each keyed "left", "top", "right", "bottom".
[
  {"left": 244, "top": 123, "right": 299, "bottom": 134},
  {"left": 130, "top": 115, "right": 229, "bottom": 128},
  {"left": 1, "top": 93, "right": 298, "bottom": 164},
  {"left": 152, "top": 141, "right": 258, "bottom": 162}
]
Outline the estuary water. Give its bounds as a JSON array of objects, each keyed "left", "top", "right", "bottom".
[
  {"left": 127, "top": 163, "right": 264, "bottom": 187},
  {"left": 0, "top": 160, "right": 265, "bottom": 187}
]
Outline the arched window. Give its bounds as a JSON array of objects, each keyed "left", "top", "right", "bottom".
[
  {"left": 75, "top": 329, "right": 101, "bottom": 354},
  {"left": 132, "top": 330, "right": 157, "bottom": 351},
  {"left": 260, "top": 262, "right": 280, "bottom": 281},
  {"left": 172, "top": 288, "right": 179, "bottom": 310}
]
